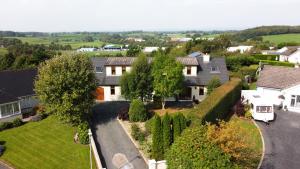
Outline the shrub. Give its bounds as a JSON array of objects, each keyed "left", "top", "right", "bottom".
[
  {"left": 178, "top": 113, "right": 187, "bottom": 131},
  {"left": 165, "top": 126, "right": 234, "bottom": 169},
  {"left": 131, "top": 124, "right": 145, "bottom": 142},
  {"left": 240, "top": 65, "right": 258, "bottom": 81},
  {"left": 145, "top": 117, "right": 154, "bottom": 135},
  {"left": 12, "top": 118, "right": 23, "bottom": 127},
  {"left": 245, "top": 110, "right": 252, "bottom": 119},
  {"left": 194, "top": 78, "right": 242, "bottom": 123},
  {"left": 162, "top": 113, "right": 172, "bottom": 150},
  {"left": 207, "top": 77, "right": 221, "bottom": 95},
  {"left": 207, "top": 121, "right": 255, "bottom": 165},
  {"left": 172, "top": 114, "right": 181, "bottom": 140},
  {"left": 0, "top": 122, "right": 13, "bottom": 131},
  {"left": 260, "top": 60, "right": 295, "bottom": 67},
  {"left": 151, "top": 114, "right": 163, "bottom": 160},
  {"left": 226, "top": 55, "right": 258, "bottom": 71},
  {"left": 77, "top": 122, "right": 89, "bottom": 145},
  {"left": 129, "top": 99, "right": 148, "bottom": 122}
]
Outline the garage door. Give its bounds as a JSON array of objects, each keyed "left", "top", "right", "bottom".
[{"left": 96, "top": 87, "right": 104, "bottom": 101}]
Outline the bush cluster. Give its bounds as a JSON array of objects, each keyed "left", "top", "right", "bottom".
[
  {"left": 165, "top": 126, "right": 234, "bottom": 169},
  {"left": 0, "top": 118, "right": 24, "bottom": 131},
  {"left": 151, "top": 113, "right": 187, "bottom": 160},
  {"left": 131, "top": 124, "right": 146, "bottom": 142},
  {"left": 77, "top": 122, "right": 89, "bottom": 145},
  {"left": 129, "top": 99, "right": 148, "bottom": 122},
  {"left": 194, "top": 78, "right": 242, "bottom": 123}
]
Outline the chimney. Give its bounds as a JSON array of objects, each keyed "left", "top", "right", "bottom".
[{"left": 203, "top": 53, "right": 210, "bottom": 62}]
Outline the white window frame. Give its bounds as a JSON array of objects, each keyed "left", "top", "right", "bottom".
[{"left": 0, "top": 101, "right": 21, "bottom": 118}]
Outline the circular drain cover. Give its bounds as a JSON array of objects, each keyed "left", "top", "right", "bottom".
[{"left": 112, "top": 153, "right": 134, "bottom": 169}]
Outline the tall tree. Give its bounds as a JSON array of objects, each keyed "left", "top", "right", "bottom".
[
  {"left": 151, "top": 114, "right": 164, "bottom": 160},
  {"left": 152, "top": 52, "right": 184, "bottom": 109},
  {"left": 35, "top": 54, "right": 97, "bottom": 125},
  {"left": 162, "top": 113, "right": 172, "bottom": 151},
  {"left": 120, "top": 53, "right": 153, "bottom": 101}
]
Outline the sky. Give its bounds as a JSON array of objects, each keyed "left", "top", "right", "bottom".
[{"left": 0, "top": 0, "right": 299, "bottom": 32}]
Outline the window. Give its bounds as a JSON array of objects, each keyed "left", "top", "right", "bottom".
[
  {"left": 187, "top": 66, "right": 191, "bottom": 75},
  {"left": 0, "top": 104, "right": 14, "bottom": 117},
  {"left": 95, "top": 66, "right": 103, "bottom": 73},
  {"left": 211, "top": 66, "right": 220, "bottom": 73},
  {"left": 122, "top": 66, "right": 126, "bottom": 74},
  {"left": 111, "top": 66, "right": 116, "bottom": 75},
  {"left": 111, "top": 86, "right": 115, "bottom": 95},
  {"left": 291, "top": 95, "right": 300, "bottom": 108},
  {"left": 199, "top": 87, "right": 204, "bottom": 95},
  {"left": 13, "top": 102, "right": 20, "bottom": 112}
]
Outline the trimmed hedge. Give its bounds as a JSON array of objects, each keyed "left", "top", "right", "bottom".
[
  {"left": 252, "top": 54, "right": 278, "bottom": 61},
  {"left": 260, "top": 60, "right": 295, "bottom": 67},
  {"left": 129, "top": 99, "right": 148, "bottom": 122},
  {"left": 194, "top": 78, "right": 242, "bottom": 123}
]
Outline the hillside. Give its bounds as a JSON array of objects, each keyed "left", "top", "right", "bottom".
[{"left": 263, "top": 33, "right": 300, "bottom": 44}]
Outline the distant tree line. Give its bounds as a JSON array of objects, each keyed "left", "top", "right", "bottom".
[
  {"left": 232, "top": 25, "right": 300, "bottom": 41},
  {"left": 0, "top": 38, "right": 71, "bottom": 71}
]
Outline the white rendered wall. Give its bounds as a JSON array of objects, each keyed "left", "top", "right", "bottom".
[
  {"left": 282, "top": 84, "right": 300, "bottom": 113},
  {"left": 182, "top": 66, "right": 197, "bottom": 76},
  {"left": 102, "top": 86, "right": 125, "bottom": 101}
]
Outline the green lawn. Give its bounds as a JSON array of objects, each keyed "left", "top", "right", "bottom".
[
  {"left": 0, "top": 48, "right": 8, "bottom": 55},
  {"left": 263, "top": 33, "right": 300, "bottom": 44},
  {"left": 0, "top": 116, "right": 95, "bottom": 169}
]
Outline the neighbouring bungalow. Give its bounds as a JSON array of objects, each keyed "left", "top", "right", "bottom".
[
  {"left": 77, "top": 48, "right": 97, "bottom": 52},
  {"left": 277, "top": 46, "right": 300, "bottom": 64},
  {"left": 242, "top": 65, "right": 300, "bottom": 113},
  {"left": 143, "top": 47, "right": 166, "bottom": 53},
  {"left": 0, "top": 69, "right": 38, "bottom": 122},
  {"left": 91, "top": 54, "right": 229, "bottom": 102},
  {"left": 227, "top": 45, "right": 253, "bottom": 54}
]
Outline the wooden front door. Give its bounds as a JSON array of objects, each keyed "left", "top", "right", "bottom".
[{"left": 96, "top": 87, "right": 104, "bottom": 101}]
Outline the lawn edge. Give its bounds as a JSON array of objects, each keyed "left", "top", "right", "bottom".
[
  {"left": 252, "top": 119, "right": 265, "bottom": 169},
  {"left": 117, "top": 119, "right": 149, "bottom": 165}
]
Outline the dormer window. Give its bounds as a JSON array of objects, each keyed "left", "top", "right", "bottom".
[
  {"left": 111, "top": 66, "right": 116, "bottom": 75},
  {"left": 95, "top": 66, "right": 103, "bottom": 73},
  {"left": 187, "top": 66, "right": 192, "bottom": 75},
  {"left": 211, "top": 66, "right": 220, "bottom": 73}
]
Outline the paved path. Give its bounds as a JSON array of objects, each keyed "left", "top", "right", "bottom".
[
  {"left": 0, "top": 161, "right": 10, "bottom": 169},
  {"left": 257, "top": 110, "right": 300, "bottom": 169},
  {"left": 91, "top": 102, "right": 148, "bottom": 169}
]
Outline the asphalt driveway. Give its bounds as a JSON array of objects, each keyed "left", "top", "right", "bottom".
[
  {"left": 91, "top": 102, "right": 148, "bottom": 169},
  {"left": 257, "top": 110, "right": 300, "bottom": 169}
]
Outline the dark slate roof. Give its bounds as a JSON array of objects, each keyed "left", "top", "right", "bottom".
[
  {"left": 257, "top": 65, "right": 300, "bottom": 89},
  {"left": 0, "top": 69, "right": 37, "bottom": 104},
  {"left": 91, "top": 56, "right": 229, "bottom": 86}
]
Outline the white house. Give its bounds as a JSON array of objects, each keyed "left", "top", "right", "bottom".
[
  {"left": 91, "top": 54, "right": 229, "bottom": 102},
  {"left": 227, "top": 46, "right": 253, "bottom": 53},
  {"left": 245, "top": 65, "right": 300, "bottom": 113},
  {"left": 77, "top": 48, "right": 97, "bottom": 52},
  {"left": 277, "top": 46, "right": 300, "bottom": 64},
  {"left": 143, "top": 47, "right": 166, "bottom": 53},
  {"left": 0, "top": 69, "right": 38, "bottom": 122}
]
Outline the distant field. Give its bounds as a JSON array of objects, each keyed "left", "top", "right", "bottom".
[
  {"left": 62, "top": 50, "right": 126, "bottom": 57},
  {"left": 5, "top": 36, "right": 105, "bottom": 49},
  {"left": 0, "top": 48, "right": 8, "bottom": 55},
  {"left": 201, "top": 34, "right": 220, "bottom": 38},
  {"left": 263, "top": 33, "right": 300, "bottom": 44}
]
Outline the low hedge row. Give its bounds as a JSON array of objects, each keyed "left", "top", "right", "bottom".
[
  {"left": 252, "top": 54, "right": 278, "bottom": 61},
  {"left": 194, "top": 78, "right": 242, "bottom": 123},
  {"left": 0, "top": 118, "right": 24, "bottom": 131},
  {"left": 260, "top": 60, "right": 295, "bottom": 67}
]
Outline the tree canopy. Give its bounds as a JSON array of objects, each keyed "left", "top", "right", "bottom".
[
  {"left": 120, "top": 53, "right": 153, "bottom": 101},
  {"left": 34, "top": 54, "right": 97, "bottom": 124},
  {"left": 151, "top": 52, "right": 184, "bottom": 109}
]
